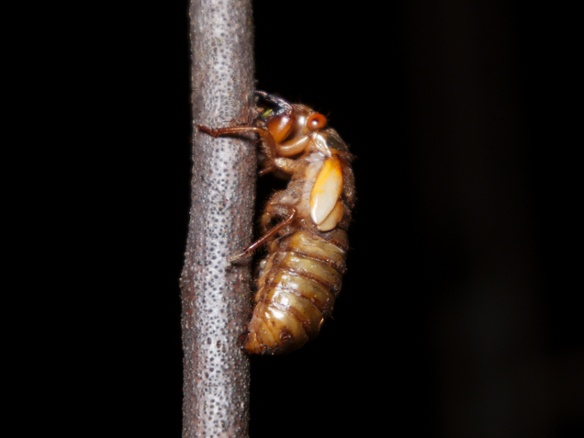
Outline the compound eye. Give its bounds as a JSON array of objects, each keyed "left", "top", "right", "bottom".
[{"left": 307, "top": 113, "right": 327, "bottom": 131}]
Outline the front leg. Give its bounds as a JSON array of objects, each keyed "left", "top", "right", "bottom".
[{"left": 198, "top": 124, "right": 278, "bottom": 167}]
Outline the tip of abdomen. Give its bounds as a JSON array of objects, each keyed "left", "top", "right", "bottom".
[{"left": 243, "top": 307, "right": 310, "bottom": 355}]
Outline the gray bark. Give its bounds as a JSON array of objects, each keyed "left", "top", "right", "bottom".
[{"left": 181, "top": 1, "right": 255, "bottom": 436}]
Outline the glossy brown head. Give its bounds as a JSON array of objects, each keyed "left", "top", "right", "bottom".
[{"left": 256, "top": 91, "right": 328, "bottom": 157}]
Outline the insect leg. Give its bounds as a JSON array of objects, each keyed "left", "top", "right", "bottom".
[
  {"left": 228, "top": 208, "right": 296, "bottom": 264},
  {"left": 258, "top": 157, "right": 300, "bottom": 177},
  {"left": 198, "top": 124, "right": 262, "bottom": 138},
  {"left": 198, "top": 124, "right": 279, "bottom": 172}
]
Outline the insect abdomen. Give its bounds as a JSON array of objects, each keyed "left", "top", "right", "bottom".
[{"left": 244, "top": 229, "right": 349, "bottom": 355}]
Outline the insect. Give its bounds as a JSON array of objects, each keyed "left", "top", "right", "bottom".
[{"left": 199, "top": 91, "right": 355, "bottom": 354}]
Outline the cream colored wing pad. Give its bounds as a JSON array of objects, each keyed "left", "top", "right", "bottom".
[{"left": 310, "top": 155, "right": 344, "bottom": 231}]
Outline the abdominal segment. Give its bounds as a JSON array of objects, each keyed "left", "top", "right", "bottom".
[{"left": 244, "top": 229, "right": 348, "bottom": 355}]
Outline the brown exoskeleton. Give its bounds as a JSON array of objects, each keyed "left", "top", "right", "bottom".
[{"left": 198, "top": 91, "right": 355, "bottom": 355}]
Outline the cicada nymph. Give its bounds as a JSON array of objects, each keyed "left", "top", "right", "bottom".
[{"left": 198, "top": 91, "right": 355, "bottom": 355}]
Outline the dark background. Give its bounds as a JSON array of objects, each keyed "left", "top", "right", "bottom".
[{"left": 28, "top": 0, "right": 582, "bottom": 436}]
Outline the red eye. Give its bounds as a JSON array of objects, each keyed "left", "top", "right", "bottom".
[{"left": 307, "top": 113, "right": 327, "bottom": 130}]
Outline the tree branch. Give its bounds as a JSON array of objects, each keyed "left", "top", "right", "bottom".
[{"left": 181, "top": 0, "right": 255, "bottom": 436}]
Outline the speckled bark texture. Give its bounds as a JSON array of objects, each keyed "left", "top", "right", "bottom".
[{"left": 181, "top": 0, "right": 255, "bottom": 437}]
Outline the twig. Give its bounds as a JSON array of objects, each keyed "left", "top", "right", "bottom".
[{"left": 181, "top": 0, "right": 255, "bottom": 436}]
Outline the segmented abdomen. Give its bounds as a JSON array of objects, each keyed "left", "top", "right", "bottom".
[{"left": 244, "top": 228, "right": 349, "bottom": 355}]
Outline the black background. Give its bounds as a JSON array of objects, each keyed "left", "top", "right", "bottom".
[{"left": 22, "top": 0, "right": 582, "bottom": 437}]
